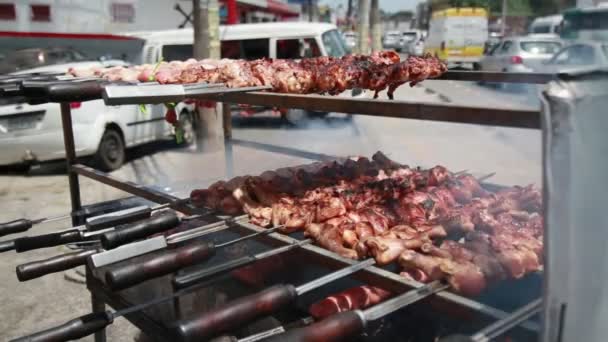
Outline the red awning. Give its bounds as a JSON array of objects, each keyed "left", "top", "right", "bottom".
[
  {"left": 0, "top": 31, "right": 138, "bottom": 40},
  {"left": 266, "top": 0, "right": 299, "bottom": 16}
]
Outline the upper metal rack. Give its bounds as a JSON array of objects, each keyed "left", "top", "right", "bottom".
[{"left": 0, "top": 70, "right": 548, "bottom": 129}]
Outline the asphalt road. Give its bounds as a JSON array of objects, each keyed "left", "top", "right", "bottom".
[{"left": 0, "top": 79, "right": 542, "bottom": 341}]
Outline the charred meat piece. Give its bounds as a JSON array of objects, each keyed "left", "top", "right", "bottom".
[{"left": 309, "top": 286, "right": 392, "bottom": 320}]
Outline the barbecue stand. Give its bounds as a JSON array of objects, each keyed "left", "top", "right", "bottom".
[{"left": 2, "top": 70, "right": 565, "bottom": 342}]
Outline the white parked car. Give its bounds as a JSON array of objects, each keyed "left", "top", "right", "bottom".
[
  {"left": 129, "top": 22, "right": 365, "bottom": 124},
  {"left": 0, "top": 60, "right": 195, "bottom": 171}
]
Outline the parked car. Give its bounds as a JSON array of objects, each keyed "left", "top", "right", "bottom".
[
  {"left": 0, "top": 61, "right": 191, "bottom": 171},
  {"left": 483, "top": 32, "right": 503, "bottom": 58},
  {"left": 407, "top": 37, "right": 425, "bottom": 56},
  {"left": 342, "top": 31, "right": 358, "bottom": 52},
  {"left": 129, "top": 23, "right": 365, "bottom": 124},
  {"left": 479, "top": 36, "right": 563, "bottom": 73},
  {"left": 0, "top": 47, "right": 91, "bottom": 74},
  {"left": 399, "top": 30, "right": 423, "bottom": 54},
  {"left": 528, "top": 14, "right": 563, "bottom": 37},
  {"left": 540, "top": 41, "right": 608, "bottom": 73},
  {"left": 383, "top": 31, "right": 402, "bottom": 51}
]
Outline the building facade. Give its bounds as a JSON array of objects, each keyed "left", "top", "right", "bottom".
[{"left": 0, "top": 0, "right": 300, "bottom": 34}]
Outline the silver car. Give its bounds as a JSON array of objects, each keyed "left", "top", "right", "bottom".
[
  {"left": 541, "top": 41, "right": 608, "bottom": 73},
  {"left": 383, "top": 31, "right": 402, "bottom": 50},
  {"left": 479, "top": 36, "right": 563, "bottom": 73},
  {"left": 399, "top": 30, "right": 422, "bottom": 54}
]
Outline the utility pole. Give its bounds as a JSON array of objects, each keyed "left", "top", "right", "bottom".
[
  {"left": 193, "top": 0, "right": 208, "bottom": 59},
  {"left": 500, "top": 0, "right": 507, "bottom": 37},
  {"left": 308, "top": 0, "right": 315, "bottom": 22},
  {"left": 357, "top": 0, "right": 370, "bottom": 54},
  {"left": 370, "top": 0, "right": 381, "bottom": 52},
  {"left": 192, "top": 0, "right": 222, "bottom": 152},
  {"left": 346, "top": 0, "right": 353, "bottom": 27},
  {"left": 193, "top": 0, "right": 220, "bottom": 59}
]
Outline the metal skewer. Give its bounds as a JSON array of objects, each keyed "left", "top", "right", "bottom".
[
  {"left": 14, "top": 215, "right": 247, "bottom": 282},
  {"left": 9, "top": 239, "right": 312, "bottom": 342},
  {"left": 8, "top": 203, "right": 185, "bottom": 253},
  {"left": 237, "top": 317, "right": 315, "bottom": 342},
  {"left": 172, "top": 239, "right": 312, "bottom": 289},
  {"left": 103, "top": 221, "right": 292, "bottom": 291},
  {"left": 261, "top": 280, "right": 449, "bottom": 342},
  {"left": 470, "top": 298, "right": 542, "bottom": 342},
  {"left": 90, "top": 214, "right": 249, "bottom": 268},
  {"left": 477, "top": 172, "right": 497, "bottom": 183},
  {"left": 0, "top": 213, "right": 71, "bottom": 238},
  {"left": 1, "top": 198, "right": 190, "bottom": 250},
  {"left": 174, "top": 258, "right": 377, "bottom": 342}
]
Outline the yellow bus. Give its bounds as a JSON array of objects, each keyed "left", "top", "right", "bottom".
[{"left": 424, "top": 7, "right": 488, "bottom": 67}]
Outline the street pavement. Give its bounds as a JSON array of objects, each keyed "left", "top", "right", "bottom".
[{"left": 0, "top": 79, "right": 542, "bottom": 341}]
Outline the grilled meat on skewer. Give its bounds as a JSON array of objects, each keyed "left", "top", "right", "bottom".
[
  {"left": 68, "top": 52, "right": 447, "bottom": 98},
  {"left": 189, "top": 152, "right": 543, "bottom": 296}
]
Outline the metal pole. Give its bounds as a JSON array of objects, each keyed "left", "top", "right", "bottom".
[
  {"left": 346, "top": 0, "right": 353, "bottom": 25},
  {"left": 59, "top": 102, "right": 82, "bottom": 226},
  {"left": 308, "top": 0, "right": 314, "bottom": 22},
  {"left": 356, "top": 0, "right": 370, "bottom": 54},
  {"left": 86, "top": 267, "right": 107, "bottom": 342},
  {"left": 193, "top": 0, "right": 209, "bottom": 59},
  {"left": 222, "top": 103, "right": 234, "bottom": 178},
  {"left": 222, "top": 103, "right": 232, "bottom": 140},
  {"left": 370, "top": 0, "right": 381, "bottom": 52},
  {"left": 501, "top": 0, "right": 507, "bottom": 36}
]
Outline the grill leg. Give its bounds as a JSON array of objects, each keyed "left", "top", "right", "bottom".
[
  {"left": 60, "top": 102, "right": 82, "bottom": 225},
  {"left": 86, "top": 266, "right": 107, "bottom": 342},
  {"left": 92, "top": 292, "right": 107, "bottom": 342},
  {"left": 222, "top": 102, "right": 234, "bottom": 178}
]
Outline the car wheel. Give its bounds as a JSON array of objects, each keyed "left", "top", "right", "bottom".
[
  {"left": 283, "top": 109, "right": 308, "bottom": 125},
  {"left": 94, "top": 128, "right": 125, "bottom": 171},
  {"left": 179, "top": 111, "right": 196, "bottom": 145}
]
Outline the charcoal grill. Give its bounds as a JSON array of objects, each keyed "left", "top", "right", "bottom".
[{"left": 0, "top": 68, "right": 600, "bottom": 342}]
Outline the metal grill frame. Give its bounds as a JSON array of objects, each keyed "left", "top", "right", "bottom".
[{"left": 0, "top": 70, "right": 548, "bottom": 342}]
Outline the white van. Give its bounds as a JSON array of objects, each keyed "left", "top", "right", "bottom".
[
  {"left": 127, "top": 22, "right": 365, "bottom": 122},
  {"left": 425, "top": 8, "right": 489, "bottom": 67},
  {"left": 529, "top": 15, "right": 563, "bottom": 37},
  {"left": 0, "top": 55, "right": 176, "bottom": 172}
]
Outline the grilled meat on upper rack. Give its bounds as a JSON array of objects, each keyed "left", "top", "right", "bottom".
[{"left": 68, "top": 52, "right": 447, "bottom": 99}]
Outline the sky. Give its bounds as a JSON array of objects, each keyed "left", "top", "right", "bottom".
[{"left": 319, "top": 0, "right": 423, "bottom": 13}]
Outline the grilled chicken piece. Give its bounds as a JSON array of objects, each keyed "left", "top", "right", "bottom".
[
  {"left": 399, "top": 249, "right": 487, "bottom": 296},
  {"left": 361, "top": 236, "right": 426, "bottom": 265},
  {"left": 305, "top": 223, "right": 358, "bottom": 259},
  {"left": 316, "top": 197, "right": 347, "bottom": 222}
]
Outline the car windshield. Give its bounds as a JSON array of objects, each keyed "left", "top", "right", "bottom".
[
  {"left": 562, "top": 10, "right": 608, "bottom": 40},
  {"left": 323, "top": 29, "right": 349, "bottom": 56},
  {"left": 386, "top": 33, "right": 400, "bottom": 38},
  {"left": 602, "top": 45, "right": 608, "bottom": 59},
  {"left": 402, "top": 33, "right": 417, "bottom": 41},
  {"left": 531, "top": 25, "right": 552, "bottom": 34},
  {"left": 550, "top": 44, "right": 596, "bottom": 65},
  {"left": 0, "top": 49, "right": 88, "bottom": 74},
  {"left": 520, "top": 41, "right": 562, "bottom": 54}
]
